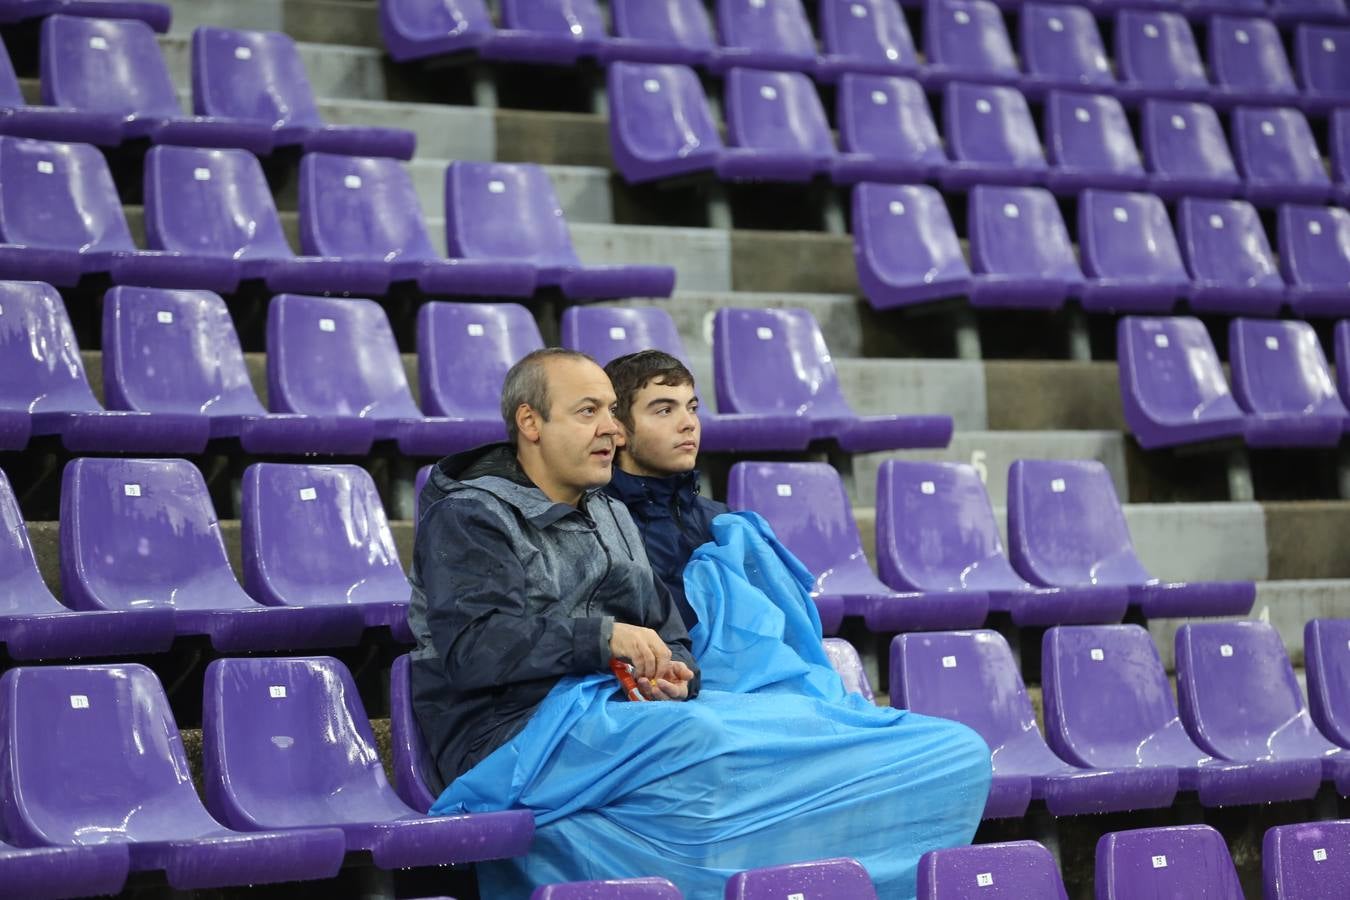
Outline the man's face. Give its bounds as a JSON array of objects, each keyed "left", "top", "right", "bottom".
[
  {"left": 535, "top": 357, "right": 622, "bottom": 496},
  {"left": 617, "top": 378, "right": 701, "bottom": 478}
]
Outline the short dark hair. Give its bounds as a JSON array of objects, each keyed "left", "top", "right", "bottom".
[
  {"left": 500, "top": 348, "right": 598, "bottom": 445},
  {"left": 604, "top": 350, "right": 695, "bottom": 429}
]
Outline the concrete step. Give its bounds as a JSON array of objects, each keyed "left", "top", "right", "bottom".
[{"left": 165, "top": 0, "right": 382, "bottom": 48}]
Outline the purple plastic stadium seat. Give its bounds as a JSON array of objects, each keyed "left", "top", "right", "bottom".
[
  {"left": 298, "top": 153, "right": 535, "bottom": 297},
  {"left": 1177, "top": 198, "right": 1286, "bottom": 316},
  {"left": 940, "top": 82, "right": 1047, "bottom": 189},
  {"left": 390, "top": 654, "right": 440, "bottom": 811},
  {"left": 1043, "top": 91, "right": 1149, "bottom": 194},
  {"left": 0, "top": 281, "right": 209, "bottom": 452},
  {"left": 922, "top": 0, "right": 1019, "bottom": 87},
  {"left": 0, "top": 33, "right": 120, "bottom": 145},
  {"left": 242, "top": 463, "right": 414, "bottom": 643},
  {"left": 823, "top": 637, "right": 875, "bottom": 701},
  {"left": 446, "top": 161, "right": 675, "bottom": 299},
  {"left": 1140, "top": 100, "right": 1240, "bottom": 199},
  {"left": 1096, "top": 826, "right": 1243, "bottom": 899},
  {"left": 917, "top": 841, "right": 1068, "bottom": 899},
  {"left": 606, "top": 0, "right": 717, "bottom": 66},
  {"left": 1116, "top": 316, "right": 1250, "bottom": 449},
  {"left": 967, "top": 185, "right": 1084, "bottom": 309},
  {"left": 1278, "top": 205, "right": 1350, "bottom": 317},
  {"left": 877, "top": 461, "right": 1126, "bottom": 626},
  {"left": 1009, "top": 459, "right": 1256, "bottom": 618},
  {"left": 851, "top": 182, "right": 972, "bottom": 308},
  {"left": 0, "top": 840, "right": 129, "bottom": 900},
  {"left": 61, "top": 457, "right": 368, "bottom": 650},
  {"left": 716, "top": 68, "right": 836, "bottom": 183},
  {"left": 41, "top": 16, "right": 272, "bottom": 153},
  {"left": 531, "top": 879, "right": 683, "bottom": 899},
  {"left": 482, "top": 0, "right": 606, "bottom": 65},
  {"left": 377, "top": 0, "right": 495, "bottom": 63},
  {"left": 1233, "top": 107, "right": 1333, "bottom": 205},
  {"left": 203, "top": 656, "right": 535, "bottom": 869},
  {"left": 1229, "top": 318, "right": 1349, "bottom": 447},
  {"left": 102, "top": 285, "right": 375, "bottom": 455},
  {"left": 1115, "top": 11, "right": 1211, "bottom": 101},
  {"left": 192, "top": 26, "right": 415, "bottom": 159},
  {"left": 832, "top": 74, "right": 945, "bottom": 184},
  {"left": 1045, "top": 625, "right": 1324, "bottom": 806},
  {"left": 1273, "top": 0, "right": 1350, "bottom": 24},
  {"left": 144, "top": 145, "right": 394, "bottom": 296},
  {"left": 0, "top": 467, "right": 176, "bottom": 659},
  {"left": 1176, "top": 622, "right": 1350, "bottom": 796},
  {"left": 714, "top": 307, "right": 954, "bottom": 451},
  {"left": 728, "top": 462, "right": 988, "bottom": 634},
  {"left": 712, "top": 0, "right": 818, "bottom": 74},
  {"left": 1019, "top": 5, "right": 1115, "bottom": 96},
  {"left": 0, "top": 0, "right": 170, "bottom": 31},
  {"left": 1077, "top": 189, "right": 1192, "bottom": 313},
  {"left": 0, "top": 663, "right": 348, "bottom": 889},
  {"left": 1306, "top": 619, "right": 1350, "bottom": 748},
  {"left": 726, "top": 858, "right": 877, "bottom": 899},
  {"left": 893, "top": 630, "right": 1179, "bottom": 818},
  {"left": 1334, "top": 110, "right": 1350, "bottom": 205},
  {"left": 1295, "top": 24, "right": 1350, "bottom": 110},
  {"left": 816, "top": 0, "right": 918, "bottom": 81},
  {"left": 559, "top": 305, "right": 813, "bottom": 451},
  {"left": 606, "top": 63, "right": 724, "bottom": 184},
  {"left": 1209, "top": 16, "right": 1301, "bottom": 107},
  {"left": 1336, "top": 322, "right": 1350, "bottom": 423},
  {"left": 1264, "top": 821, "right": 1350, "bottom": 899}
]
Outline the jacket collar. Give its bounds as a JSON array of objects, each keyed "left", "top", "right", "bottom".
[
  {"left": 607, "top": 466, "right": 702, "bottom": 510},
  {"left": 430, "top": 441, "right": 605, "bottom": 529}
]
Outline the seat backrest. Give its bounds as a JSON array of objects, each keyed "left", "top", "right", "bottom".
[
  {"left": 1020, "top": 4, "right": 1113, "bottom": 88},
  {"left": 607, "top": 63, "right": 723, "bottom": 167},
  {"left": 241, "top": 462, "right": 405, "bottom": 607},
  {"left": 715, "top": 0, "right": 817, "bottom": 62},
  {"left": 925, "top": 0, "right": 1017, "bottom": 76},
  {"left": 266, "top": 293, "right": 421, "bottom": 419},
  {"left": 380, "top": 0, "right": 494, "bottom": 48},
  {"left": 1232, "top": 107, "right": 1330, "bottom": 189},
  {"left": 500, "top": 0, "right": 605, "bottom": 39},
  {"left": 725, "top": 858, "right": 877, "bottom": 900},
  {"left": 298, "top": 152, "right": 441, "bottom": 262},
  {"left": 1140, "top": 100, "right": 1238, "bottom": 181},
  {"left": 967, "top": 185, "right": 1080, "bottom": 279},
  {"left": 1208, "top": 16, "right": 1298, "bottom": 96},
  {"left": 1177, "top": 198, "right": 1284, "bottom": 289},
  {"left": 0, "top": 468, "right": 60, "bottom": 614},
  {"left": 1295, "top": 24, "right": 1350, "bottom": 100},
  {"left": 40, "top": 14, "right": 181, "bottom": 119},
  {"left": 101, "top": 285, "right": 265, "bottom": 417},
  {"left": 1115, "top": 10, "right": 1208, "bottom": 90},
  {"left": 1117, "top": 315, "right": 1245, "bottom": 429},
  {"left": 531, "top": 879, "right": 683, "bottom": 899},
  {"left": 822, "top": 637, "right": 875, "bottom": 702},
  {"left": 1333, "top": 109, "right": 1350, "bottom": 186},
  {"left": 850, "top": 182, "right": 970, "bottom": 293},
  {"left": 1303, "top": 619, "right": 1350, "bottom": 760},
  {"left": 1276, "top": 204, "right": 1350, "bottom": 289},
  {"left": 416, "top": 300, "right": 543, "bottom": 420},
  {"left": 818, "top": 0, "right": 917, "bottom": 70},
  {"left": 1006, "top": 458, "right": 1151, "bottom": 588},
  {"left": 191, "top": 25, "right": 322, "bottom": 128},
  {"left": 917, "top": 841, "right": 1069, "bottom": 900},
  {"left": 712, "top": 307, "right": 854, "bottom": 419},
  {"left": 1077, "top": 189, "right": 1189, "bottom": 281},
  {"left": 1263, "top": 821, "right": 1350, "bottom": 899},
  {"left": 559, "top": 305, "right": 690, "bottom": 366},
  {"left": 0, "top": 280, "right": 101, "bottom": 414},
  {"left": 389, "top": 654, "right": 439, "bottom": 811},
  {"left": 445, "top": 160, "right": 580, "bottom": 267},
  {"left": 836, "top": 73, "right": 942, "bottom": 166},
  {"left": 1228, "top": 317, "right": 1345, "bottom": 418},
  {"left": 723, "top": 68, "right": 834, "bottom": 156},
  {"left": 612, "top": 0, "right": 715, "bottom": 51},
  {"left": 1043, "top": 91, "right": 1144, "bottom": 177},
  {"left": 0, "top": 136, "right": 135, "bottom": 255},
  {"left": 143, "top": 145, "right": 293, "bottom": 259},
  {"left": 1097, "top": 826, "right": 1243, "bottom": 899},
  {"left": 943, "top": 82, "right": 1045, "bottom": 167}
]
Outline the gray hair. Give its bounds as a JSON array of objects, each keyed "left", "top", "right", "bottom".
[{"left": 500, "top": 348, "right": 598, "bottom": 445}]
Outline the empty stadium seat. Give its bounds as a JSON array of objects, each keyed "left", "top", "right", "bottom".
[
  {"left": 559, "top": 305, "right": 814, "bottom": 451},
  {"left": 725, "top": 858, "right": 877, "bottom": 899},
  {"left": 922, "top": 0, "right": 1019, "bottom": 86},
  {"left": 1078, "top": 189, "right": 1192, "bottom": 313},
  {"left": 1096, "top": 826, "right": 1244, "bottom": 899},
  {"left": 390, "top": 654, "right": 440, "bottom": 811},
  {"left": 102, "top": 285, "right": 376, "bottom": 454},
  {"left": 1140, "top": 99, "right": 1241, "bottom": 198},
  {"left": 0, "top": 663, "right": 348, "bottom": 889},
  {"left": 876, "top": 461, "right": 1127, "bottom": 626},
  {"left": 815, "top": 0, "right": 919, "bottom": 81},
  {"left": 917, "top": 841, "right": 1068, "bottom": 899},
  {"left": 1334, "top": 109, "right": 1350, "bottom": 204},
  {"left": 61, "top": 457, "right": 366, "bottom": 650},
  {"left": 445, "top": 161, "right": 675, "bottom": 299},
  {"left": 241, "top": 463, "right": 415, "bottom": 642},
  {"left": 940, "top": 82, "right": 1048, "bottom": 189},
  {"left": 1018, "top": 4, "right": 1115, "bottom": 95},
  {"left": 41, "top": 15, "right": 272, "bottom": 153},
  {"left": 1233, "top": 107, "right": 1334, "bottom": 204},
  {"left": 531, "top": 880, "right": 682, "bottom": 899},
  {"left": 852, "top": 182, "right": 973, "bottom": 308},
  {"left": 1176, "top": 197, "right": 1287, "bottom": 315},
  {"left": 728, "top": 461, "right": 988, "bottom": 633},
  {"left": 823, "top": 637, "right": 875, "bottom": 700},
  {"left": 1115, "top": 10, "right": 1211, "bottom": 101},
  {"left": 0, "top": 840, "right": 129, "bottom": 900},
  {"left": 377, "top": 0, "right": 495, "bottom": 63},
  {"left": 1208, "top": 16, "right": 1301, "bottom": 107},
  {"left": 483, "top": 0, "right": 606, "bottom": 65},
  {"left": 1043, "top": 91, "right": 1149, "bottom": 193},
  {"left": 607, "top": 63, "right": 723, "bottom": 183},
  {"left": 0, "top": 33, "right": 120, "bottom": 145},
  {"left": 1263, "top": 821, "right": 1350, "bottom": 898},
  {"left": 1306, "top": 618, "right": 1350, "bottom": 748},
  {"left": 605, "top": 0, "right": 717, "bottom": 67},
  {"left": 966, "top": 184, "right": 1084, "bottom": 308},
  {"left": 1044, "top": 625, "right": 1324, "bottom": 805},
  {"left": 1277, "top": 204, "right": 1350, "bottom": 317},
  {"left": 832, "top": 73, "right": 946, "bottom": 183},
  {"left": 717, "top": 68, "right": 836, "bottom": 182},
  {"left": 202, "top": 656, "right": 535, "bottom": 869},
  {"left": 0, "top": 0, "right": 170, "bottom": 31},
  {"left": 1295, "top": 23, "right": 1350, "bottom": 109},
  {"left": 191, "top": 25, "right": 415, "bottom": 159},
  {"left": 892, "top": 629, "right": 1179, "bottom": 817},
  {"left": 0, "top": 280, "right": 210, "bottom": 452},
  {"left": 1229, "top": 318, "right": 1349, "bottom": 446},
  {"left": 712, "top": 0, "right": 818, "bottom": 74},
  {"left": 713, "top": 307, "right": 954, "bottom": 450},
  {"left": 1176, "top": 621, "right": 1350, "bottom": 795},
  {"left": 298, "top": 153, "right": 535, "bottom": 296},
  {"left": 1008, "top": 459, "right": 1256, "bottom": 617}
]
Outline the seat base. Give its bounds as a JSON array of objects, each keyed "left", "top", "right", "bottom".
[
  {"left": 1, "top": 607, "right": 177, "bottom": 660},
  {"left": 128, "top": 827, "right": 346, "bottom": 890}
]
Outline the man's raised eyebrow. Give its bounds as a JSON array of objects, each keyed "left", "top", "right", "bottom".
[{"left": 573, "top": 395, "right": 616, "bottom": 409}]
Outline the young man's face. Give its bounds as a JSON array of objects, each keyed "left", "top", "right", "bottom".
[
  {"left": 533, "top": 358, "right": 622, "bottom": 499},
  {"left": 617, "top": 378, "right": 701, "bottom": 478}
]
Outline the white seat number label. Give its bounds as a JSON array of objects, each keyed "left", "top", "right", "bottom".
[
  {"left": 1003, "top": 203, "right": 1019, "bottom": 219},
  {"left": 1314, "top": 848, "right": 1328, "bottom": 862},
  {"left": 872, "top": 90, "right": 888, "bottom": 105},
  {"left": 942, "top": 655, "right": 957, "bottom": 668},
  {"left": 488, "top": 180, "right": 506, "bottom": 193},
  {"left": 643, "top": 79, "right": 660, "bottom": 93},
  {"left": 194, "top": 168, "right": 211, "bottom": 181},
  {"left": 1261, "top": 121, "right": 1276, "bottom": 137},
  {"left": 299, "top": 487, "right": 317, "bottom": 501},
  {"left": 1049, "top": 18, "right": 1063, "bottom": 32},
  {"left": 921, "top": 481, "right": 936, "bottom": 495},
  {"left": 757, "top": 327, "right": 773, "bottom": 340},
  {"left": 89, "top": 36, "right": 108, "bottom": 50},
  {"left": 976, "top": 99, "right": 992, "bottom": 114},
  {"left": 70, "top": 694, "right": 89, "bottom": 709},
  {"left": 37, "top": 160, "right": 53, "bottom": 174},
  {"left": 1075, "top": 108, "right": 1091, "bottom": 124},
  {"left": 776, "top": 484, "right": 792, "bottom": 497},
  {"left": 1210, "top": 215, "right": 1224, "bottom": 230},
  {"left": 1310, "top": 221, "right": 1323, "bottom": 235},
  {"left": 609, "top": 326, "right": 627, "bottom": 340},
  {"left": 1152, "top": 855, "right": 1167, "bottom": 868},
  {"left": 1235, "top": 30, "right": 1249, "bottom": 44},
  {"left": 319, "top": 318, "right": 336, "bottom": 332},
  {"left": 467, "top": 323, "right": 484, "bottom": 336},
  {"left": 1220, "top": 644, "right": 1233, "bottom": 657},
  {"left": 1051, "top": 478, "right": 1066, "bottom": 493},
  {"left": 157, "top": 311, "right": 174, "bottom": 324},
  {"left": 1265, "top": 336, "right": 1280, "bottom": 350},
  {"left": 889, "top": 200, "right": 906, "bottom": 215},
  {"left": 1113, "top": 207, "right": 1129, "bottom": 223},
  {"left": 124, "top": 483, "right": 141, "bottom": 497},
  {"left": 269, "top": 685, "right": 287, "bottom": 698},
  {"left": 1154, "top": 334, "right": 1169, "bottom": 348},
  {"left": 976, "top": 872, "right": 993, "bottom": 886},
  {"left": 344, "top": 175, "right": 362, "bottom": 189},
  {"left": 235, "top": 46, "right": 252, "bottom": 60},
  {"left": 955, "top": 10, "right": 971, "bottom": 24},
  {"left": 851, "top": 3, "right": 867, "bottom": 17},
  {"left": 759, "top": 86, "right": 778, "bottom": 101},
  {"left": 1090, "top": 648, "right": 1104, "bottom": 661}
]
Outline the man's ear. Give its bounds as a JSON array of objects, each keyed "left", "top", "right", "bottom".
[
  {"left": 613, "top": 418, "right": 631, "bottom": 448},
  {"left": 516, "top": 404, "right": 542, "bottom": 444}
]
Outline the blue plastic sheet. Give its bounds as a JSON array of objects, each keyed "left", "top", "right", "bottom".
[{"left": 433, "top": 512, "right": 991, "bottom": 898}]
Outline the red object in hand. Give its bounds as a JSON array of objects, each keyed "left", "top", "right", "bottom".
[{"left": 610, "top": 658, "right": 648, "bottom": 701}]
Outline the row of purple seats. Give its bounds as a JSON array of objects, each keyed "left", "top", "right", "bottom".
[
  {"left": 726, "top": 458, "right": 1253, "bottom": 635},
  {"left": 1120, "top": 316, "right": 1350, "bottom": 449},
  {"left": 0, "top": 657, "right": 533, "bottom": 889},
  {"left": 528, "top": 857, "right": 876, "bottom": 899},
  {"left": 0, "top": 0, "right": 169, "bottom": 31}
]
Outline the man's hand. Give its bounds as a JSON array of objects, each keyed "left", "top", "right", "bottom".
[
  {"left": 609, "top": 622, "right": 672, "bottom": 679},
  {"left": 637, "top": 660, "right": 695, "bottom": 702}
]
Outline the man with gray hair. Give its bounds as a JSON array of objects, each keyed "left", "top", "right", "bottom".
[{"left": 408, "top": 348, "right": 699, "bottom": 790}]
